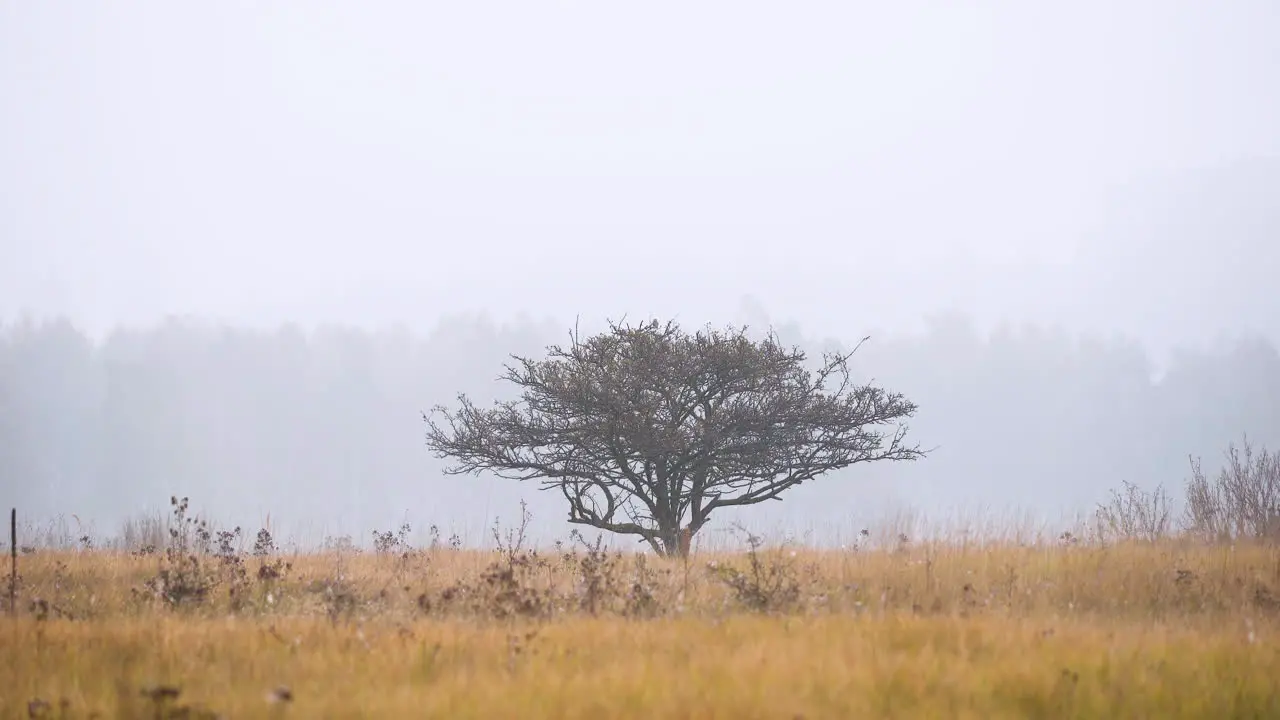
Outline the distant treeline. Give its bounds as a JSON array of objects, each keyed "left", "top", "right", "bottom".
[{"left": 0, "top": 313, "right": 1276, "bottom": 543}]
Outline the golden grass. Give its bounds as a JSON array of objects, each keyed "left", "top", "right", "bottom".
[{"left": 3, "top": 540, "right": 1279, "bottom": 718}]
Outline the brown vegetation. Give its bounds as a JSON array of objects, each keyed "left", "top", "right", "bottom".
[
  {"left": 3, "top": 504, "right": 1280, "bottom": 717},
  {"left": 2, "top": 439, "right": 1278, "bottom": 717}
]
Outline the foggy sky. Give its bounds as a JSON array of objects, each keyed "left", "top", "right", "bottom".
[{"left": 4, "top": 2, "right": 1278, "bottom": 346}]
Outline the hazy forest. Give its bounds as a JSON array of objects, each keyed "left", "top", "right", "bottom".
[{"left": 2, "top": 301, "right": 1278, "bottom": 549}]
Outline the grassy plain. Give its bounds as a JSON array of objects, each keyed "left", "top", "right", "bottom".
[{"left": 2, "top": 536, "right": 1279, "bottom": 718}]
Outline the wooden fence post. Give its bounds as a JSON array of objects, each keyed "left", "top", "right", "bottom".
[{"left": 9, "top": 508, "right": 15, "bottom": 616}]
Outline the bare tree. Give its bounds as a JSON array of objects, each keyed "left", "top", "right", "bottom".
[
  {"left": 1184, "top": 436, "right": 1280, "bottom": 543},
  {"left": 423, "top": 319, "right": 925, "bottom": 557},
  {"left": 1092, "top": 480, "right": 1174, "bottom": 543}
]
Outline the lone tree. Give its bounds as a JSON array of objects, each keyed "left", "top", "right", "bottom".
[{"left": 423, "top": 319, "right": 925, "bottom": 557}]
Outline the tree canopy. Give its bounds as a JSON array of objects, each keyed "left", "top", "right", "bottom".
[{"left": 423, "top": 319, "right": 925, "bottom": 556}]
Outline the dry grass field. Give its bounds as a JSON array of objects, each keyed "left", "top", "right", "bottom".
[{"left": 2, "top": 509, "right": 1279, "bottom": 719}]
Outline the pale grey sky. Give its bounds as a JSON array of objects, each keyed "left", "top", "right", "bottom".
[{"left": 3, "top": 1, "right": 1279, "bottom": 346}]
